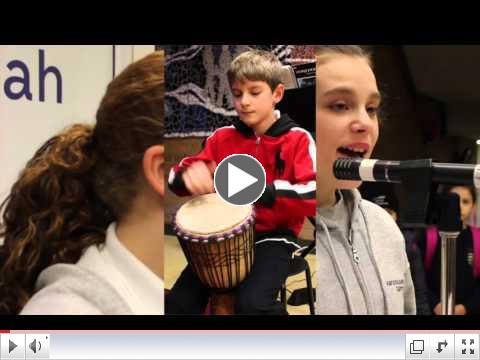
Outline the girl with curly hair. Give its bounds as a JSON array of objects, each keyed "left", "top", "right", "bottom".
[{"left": 0, "top": 50, "right": 165, "bottom": 315}]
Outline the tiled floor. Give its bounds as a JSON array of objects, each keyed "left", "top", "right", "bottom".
[{"left": 165, "top": 234, "right": 316, "bottom": 315}]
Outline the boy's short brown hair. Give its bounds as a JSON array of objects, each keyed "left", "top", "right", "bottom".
[{"left": 227, "top": 49, "right": 283, "bottom": 91}]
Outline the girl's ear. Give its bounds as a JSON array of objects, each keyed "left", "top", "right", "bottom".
[{"left": 142, "top": 145, "right": 165, "bottom": 197}]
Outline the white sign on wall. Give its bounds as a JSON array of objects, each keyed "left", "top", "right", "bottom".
[{"left": 0, "top": 45, "right": 117, "bottom": 203}]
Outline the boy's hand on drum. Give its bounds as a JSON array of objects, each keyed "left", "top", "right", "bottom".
[{"left": 182, "top": 161, "right": 217, "bottom": 195}]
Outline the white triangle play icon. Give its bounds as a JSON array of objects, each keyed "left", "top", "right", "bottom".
[{"left": 228, "top": 162, "right": 258, "bottom": 198}]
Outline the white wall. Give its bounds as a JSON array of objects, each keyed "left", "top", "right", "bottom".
[{"left": 114, "top": 45, "right": 155, "bottom": 76}]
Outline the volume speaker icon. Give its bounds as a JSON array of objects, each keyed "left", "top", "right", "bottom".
[{"left": 29, "top": 339, "right": 41, "bottom": 354}]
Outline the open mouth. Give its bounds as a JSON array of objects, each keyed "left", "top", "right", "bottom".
[{"left": 337, "top": 146, "right": 368, "bottom": 159}]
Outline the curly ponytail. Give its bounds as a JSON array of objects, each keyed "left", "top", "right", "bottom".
[{"left": 0, "top": 124, "right": 113, "bottom": 314}]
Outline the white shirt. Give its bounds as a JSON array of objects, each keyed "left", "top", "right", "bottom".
[{"left": 77, "top": 222, "right": 164, "bottom": 315}]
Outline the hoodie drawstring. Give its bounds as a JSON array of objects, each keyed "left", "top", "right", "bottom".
[
  {"left": 317, "top": 216, "right": 355, "bottom": 314},
  {"left": 359, "top": 203, "right": 390, "bottom": 314}
]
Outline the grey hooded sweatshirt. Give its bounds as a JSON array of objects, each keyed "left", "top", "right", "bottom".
[
  {"left": 316, "top": 189, "right": 416, "bottom": 315},
  {"left": 20, "top": 222, "right": 164, "bottom": 315},
  {"left": 20, "top": 264, "right": 133, "bottom": 315}
]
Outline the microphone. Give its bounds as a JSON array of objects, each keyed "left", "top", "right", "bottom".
[{"left": 333, "top": 158, "right": 480, "bottom": 188}]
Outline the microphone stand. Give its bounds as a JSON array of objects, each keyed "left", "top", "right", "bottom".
[
  {"left": 437, "top": 193, "right": 461, "bottom": 315},
  {"left": 387, "top": 160, "right": 462, "bottom": 315}
]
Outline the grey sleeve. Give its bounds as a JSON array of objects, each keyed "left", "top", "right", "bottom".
[{"left": 20, "top": 288, "right": 104, "bottom": 315}]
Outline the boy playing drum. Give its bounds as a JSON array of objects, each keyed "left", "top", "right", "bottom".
[{"left": 167, "top": 49, "right": 316, "bottom": 314}]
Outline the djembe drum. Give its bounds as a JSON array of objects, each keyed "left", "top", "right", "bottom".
[{"left": 173, "top": 193, "right": 255, "bottom": 314}]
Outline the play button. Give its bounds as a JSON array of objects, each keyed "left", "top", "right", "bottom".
[
  {"left": 9, "top": 340, "right": 17, "bottom": 353},
  {"left": 1, "top": 334, "right": 25, "bottom": 359},
  {"left": 214, "top": 154, "right": 266, "bottom": 205},
  {"left": 227, "top": 163, "right": 258, "bottom": 197}
]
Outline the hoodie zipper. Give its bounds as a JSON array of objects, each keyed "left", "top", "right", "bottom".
[
  {"left": 348, "top": 228, "right": 360, "bottom": 264},
  {"left": 255, "top": 136, "right": 261, "bottom": 157},
  {"left": 349, "top": 212, "right": 374, "bottom": 314}
]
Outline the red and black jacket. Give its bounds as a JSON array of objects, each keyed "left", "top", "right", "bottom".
[{"left": 168, "top": 114, "right": 316, "bottom": 238}]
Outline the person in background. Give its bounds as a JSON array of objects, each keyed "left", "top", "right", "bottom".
[{"left": 421, "top": 185, "right": 480, "bottom": 315}]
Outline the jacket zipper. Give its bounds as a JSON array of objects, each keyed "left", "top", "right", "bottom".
[
  {"left": 255, "top": 136, "right": 261, "bottom": 157},
  {"left": 348, "top": 228, "right": 360, "bottom": 264},
  {"left": 349, "top": 222, "right": 373, "bottom": 314}
]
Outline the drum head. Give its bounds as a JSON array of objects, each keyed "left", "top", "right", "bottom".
[{"left": 176, "top": 193, "right": 252, "bottom": 236}]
